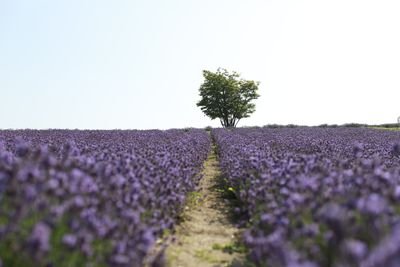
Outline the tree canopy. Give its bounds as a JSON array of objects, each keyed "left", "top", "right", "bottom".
[{"left": 197, "top": 68, "right": 260, "bottom": 128}]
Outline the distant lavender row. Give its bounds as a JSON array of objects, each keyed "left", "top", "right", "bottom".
[
  {"left": 213, "top": 127, "right": 400, "bottom": 267},
  {"left": 0, "top": 129, "right": 210, "bottom": 267}
]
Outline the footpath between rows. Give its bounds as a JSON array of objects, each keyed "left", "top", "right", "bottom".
[{"left": 165, "top": 142, "right": 245, "bottom": 267}]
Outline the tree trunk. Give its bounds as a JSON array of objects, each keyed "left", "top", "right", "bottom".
[
  {"left": 220, "top": 118, "right": 225, "bottom": 127},
  {"left": 219, "top": 117, "right": 239, "bottom": 128},
  {"left": 234, "top": 119, "right": 240, "bottom": 127}
]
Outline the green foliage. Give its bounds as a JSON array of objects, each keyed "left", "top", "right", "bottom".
[
  {"left": 341, "top": 123, "right": 368, "bottom": 128},
  {"left": 186, "top": 191, "right": 203, "bottom": 206},
  {"left": 212, "top": 241, "right": 247, "bottom": 254},
  {"left": 197, "top": 68, "right": 260, "bottom": 128}
]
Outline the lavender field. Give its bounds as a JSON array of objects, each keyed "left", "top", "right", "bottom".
[
  {"left": 0, "top": 129, "right": 210, "bottom": 266},
  {"left": 214, "top": 127, "right": 400, "bottom": 267},
  {"left": 1, "top": 127, "right": 400, "bottom": 267}
]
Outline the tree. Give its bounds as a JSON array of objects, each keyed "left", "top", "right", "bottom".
[{"left": 197, "top": 68, "right": 260, "bottom": 128}]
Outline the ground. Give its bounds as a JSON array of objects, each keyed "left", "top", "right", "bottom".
[{"left": 165, "top": 144, "right": 246, "bottom": 267}]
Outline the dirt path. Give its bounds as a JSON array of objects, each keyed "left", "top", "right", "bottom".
[{"left": 166, "top": 144, "right": 245, "bottom": 267}]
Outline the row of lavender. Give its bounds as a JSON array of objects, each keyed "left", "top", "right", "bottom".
[
  {"left": 0, "top": 129, "right": 210, "bottom": 267},
  {"left": 213, "top": 127, "right": 400, "bottom": 267}
]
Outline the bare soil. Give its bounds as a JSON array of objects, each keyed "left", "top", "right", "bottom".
[{"left": 165, "top": 144, "right": 245, "bottom": 267}]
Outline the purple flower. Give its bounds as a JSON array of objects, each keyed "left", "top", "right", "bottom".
[
  {"left": 29, "top": 222, "right": 51, "bottom": 252},
  {"left": 62, "top": 234, "right": 78, "bottom": 247},
  {"left": 357, "top": 194, "right": 387, "bottom": 215}
]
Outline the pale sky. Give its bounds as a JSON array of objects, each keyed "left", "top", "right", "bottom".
[{"left": 1, "top": 0, "right": 399, "bottom": 129}]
